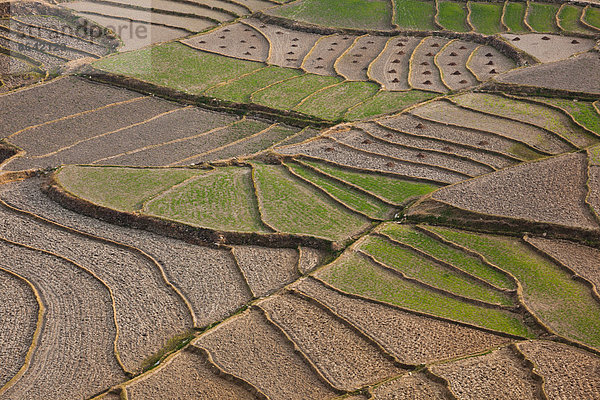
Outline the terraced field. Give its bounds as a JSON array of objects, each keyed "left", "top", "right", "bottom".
[{"left": 2, "top": 0, "right": 600, "bottom": 397}]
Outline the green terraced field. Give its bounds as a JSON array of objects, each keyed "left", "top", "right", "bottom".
[
  {"left": 557, "top": 5, "right": 588, "bottom": 32},
  {"left": 300, "top": 159, "right": 440, "bottom": 204},
  {"left": 583, "top": 6, "right": 600, "bottom": 29},
  {"left": 271, "top": 0, "right": 394, "bottom": 30},
  {"left": 530, "top": 98, "right": 600, "bottom": 136},
  {"left": 358, "top": 235, "right": 514, "bottom": 305},
  {"left": 394, "top": 0, "right": 437, "bottom": 30},
  {"left": 93, "top": 43, "right": 263, "bottom": 94},
  {"left": 285, "top": 161, "right": 395, "bottom": 219},
  {"left": 527, "top": 2, "right": 560, "bottom": 32},
  {"left": 429, "top": 226, "right": 600, "bottom": 350},
  {"left": 437, "top": 1, "right": 470, "bottom": 32},
  {"left": 145, "top": 167, "right": 268, "bottom": 232},
  {"left": 503, "top": 2, "right": 528, "bottom": 32},
  {"left": 344, "top": 90, "right": 438, "bottom": 121},
  {"left": 294, "top": 81, "right": 380, "bottom": 121},
  {"left": 204, "top": 66, "right": 303, "bottom": 103},
  {"left": 379, "top": 224, "right": 516, "bottom": 290},
  {"left": 319, "top": 252, "right": 533, "bottom": 337},
  {"left": 469, "top": 2, "right": 504, "bottom": 35},
  {"left": 588, "top": 144, "right": 600, "bottom": 165},
  {"left": 251, "top": 162, "right": 370, "bottom": 241},
  {"left": 56, "top": 165, "right": 200, "bottom": 212},
  {"left": 252, "top": 74, "right": 342, "bottom": 112}
]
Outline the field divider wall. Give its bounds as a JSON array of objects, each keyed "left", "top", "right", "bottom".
[
  {"left": 407, "top": 36, "right": 428, "bottom": 90},
  {"left": 308, "top": 275, "right": 529, "bottom": 340},
  {"left": 254, "top": 303, "right": 347, "bottom": 394},
  {"left": 466, "top": 1, "right": 476, "bottom": 31},
  {"left": 248, "top": 162, "right": 280, "bottom": 234},
  {"left": 585, "top": 151, "right": 600, "bottom": 225},
  {"left": 500, "top": 0, "right": 511, "bottom": 31},
  {"left": 581, "top": 6, "right": 600, "bottom": 32},
  {"left": 421, "top": 366, "right": 460, "bottom": 400},
  {"left": 356, "top": 247, "right": 513, "bottom": 310},
  {"left": 248, "top": 73, "right": 306, "bottom": 105},
  {"left": 373, "top": 230, "right": 516, "bottom": 294},
  {"left": 293, "top": 80, "right": 346, "bottom": 109},
  {"left": 203, "top": 66, "right": 271, "bottom": 94},
  {"left": 417, "top": 225, "right": 600, "bottom": 356},
  {"left": 300, "top": 33, "right": 331, "bottom": 74},
  {"left": 555, "top": 3, "right": 567, "bottom": 32},
  {"left": 464, "top": 44, "right": 484, "bottom": 81},
  {"left": 10, "top": 16, "right": 110, "bottom": 49},
  {"left": 433, "top": 39, "right": 456, "bottom": 91},
  {"left": 523, "top": 1, "right": 536, "bottom": 32},
  {"left": 139, "top": 173, "right": 206, "bottom": 214},
  {"left": 332, "top": 34, "right": 366, "bottom": 80},
  {"left": 434, "top": 0, "right": 444, "bottom": 32},
  {"left": 512, "top": 342, "right": 552, "bottom": 400},
  {"left": 227, "top": 247, "right": 259, "bottom": 299},
  {"left": 0, "top": 265, "right": 45, "bottom": 396},
  {"left": 0, "top": 235, "right": 128, "bottom": 374}
]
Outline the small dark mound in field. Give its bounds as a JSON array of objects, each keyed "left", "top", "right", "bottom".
[
  {"left": 459, "top": 79, "right": 468, "bottom": 84},
  {"left": 392, "top": 78, "right": 400, "bottom": 83},
  {"left": 416, "top": 153, "right": 426, "bottom": 158},
  {"left": 392, "top": 59, "right": 401, "bottom": 63},
  {"left": 397, "top": 42, "right": 405, "bottom": 47},
  {"left": 489, "top": 69, "right": 497, "bottom": 74},
  {"left": 541, "top": 36, "right": 550, "bottom": 40},
  {"left": 397, "top": 51, "right": 405, "bottom": 55},
  {"left": 423, "top": 71, "right": 432, "bottom": 75},
  {"left": 426, "top": 52, "right": 434, "bottom": 56},
  {"left": 486, "top": 60, "right": 494, "bottom": 65},
  {"left": 572, "top": 40, "right": 580, "bottom": 44},
  {"left": 512, "top": 37, "right": 520, "bottom": 41},
  {"left": 431, "top": 43, "right": 440, "bottom": 47},
  {"left": 451, "top": 71, "right": 461, "bottom": 75},
  {"left": 459, "top": 46, "right": 467, "bottom": 50},
  {"left": 449, "top": 52, "right": 457, "bottom": 57},
  {"left": 416, "top": 123, "right": 425, "bottom": 129},
  {"left": 448, "top": 62, "right": 457, "bottom": 66},
  {"left": 388, "top": 69, "right": 397, "bottom": 73},
  {"left": 385, "top": 161, "right": 395, "bottom": 167},
  {"left": 485, "top": 53, "right": 493, "bottom": 57},
  {"left": 421, "top": 61, "right": 430, "bottom": 66}
]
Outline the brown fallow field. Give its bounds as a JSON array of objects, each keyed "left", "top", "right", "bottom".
[
  {"left": 466, "top": 45, "right": 516, "bottom": 82},
  {"left": 501, "top": 34, "right": 596, "bottom": 63},
  {"left": 302, "top": 34, "right": 357, "bottom": 76},
  {"left": 368, "top": 36, "right": 421, "bottom": 91},
  {"left": 408, "top": 36, "right": 451, "bottom": 93},
  {"left": 435, "top": 39, "right": 479, "bottom": 91},
  {"left": 334, "top": 35, "right": 388, "bottom": 81},
  {"left": 0, "top": 77, "right": 303, "bottom": 171}
]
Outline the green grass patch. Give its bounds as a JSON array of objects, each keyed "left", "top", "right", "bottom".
[
  {"left": 301, "top": 159, "right": 440, "bottom": 205},
  {"left": 583, "top": 6, "right": 600, "bottom": 29},
  {"left": 469, "top": 2, "right": 504, "bottom": 34},
  {"left": 527, "top": 2, "right": 560, "bottom": 32},
  {"left": 557, "top": 5, "right": 588, "bottom": 32},
  {"left": 503, "top": 2, "right": 528, "bottom": 32},
  {"left": 453, "top": 93, "right": 597, "bottom": 147},
  {"left": 380, "top": 224, "right": 516, "bottom": 290},
  {"left": 252, "top": 162, "right": 369, "bottom": 241},
  {"left": 271, "top": 0, "right": 393, "bottom": 30},
  {"left": 359, "top": 235, "right": 513, "bottom": 305},
  {"left": 93, "top": 43, "right": 263, "bottom": 95},
  {"left": 394, "top": 0, "right": 437, "bottom": 30},
  {"left": 531, "top": 97, "right": 600, "bottom": 136},
  {"left": 145, "top": 166, "right": 267, "bottom": 232},
  {"left": 589, "top": 145, "right": 600, "bottom": 165},
  {"left": 56, "top": 165, "right": 199, "bottom": 212},
  {"left": 286, "top": 161, "right": 394, "bottom": 219},
  {"left": 319, "top": 252, "right": 533, "bottom": 337},
  {"left": 252, "top": 74, "right": 342, "bottom": 111},
  {"left": 204, "top": 66, "right": 303, "bottom": 103},
  {"left": 294, "top": 81, "right": 380, "bottom": 121},
  {"left": 437, "top": 1, "right": 470, "bottom": 32},
  {"left": 429, "top": 226, "right": 600, "bottom": 350},
  {"left": 344, "top": 90, "right": 438, "bottom": 121}
]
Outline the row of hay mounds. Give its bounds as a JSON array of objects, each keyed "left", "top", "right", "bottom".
[
  {"left": 181, "top": 20, "right": 518, "bottom": 93},
  {"left": 0, "top": 77, "right": 306, "bottom": 171},
  {"left": 58, "top": 0, "right": 277, "bottom": 51},
  {"left": 0, "top": 175, "right": 329, "bottom": 398}
]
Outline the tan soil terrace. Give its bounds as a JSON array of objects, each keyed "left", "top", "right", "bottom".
[
  {"left": 369, "top": 36, "right": 421, "bottom": 91},
  {"left": 335, "top": 35, "right": 388, "bottom": 81},
  {"left": 259, "top": 293, "right": 405, "bottom": 391},
  {"left": 379, "top": 113, "right": 527, "bottom": 160},
  {"left": 412, "top": 101, "right": 572, "bottom": 154},
  {"left": 409, "top": 36, "right": 450, "bottom": 93},
  {"left": 298, "top": 246, "right": 326, "bottom": 274},
  {"left": 502, "top": 34, "right": 596, "bottom": 63},
  {"left": 431, "top": 346, "right": 540, "bottom": 400},
  {"left": 432, "top": 152, "right": 600, "bottom": 230},
  {"left": 302, "top": 34, "right": 357, "bottom": 76},
  {"left": 194, "top": 307, "right": 339, "bottom": 400},
  {"left": 243, "top": 18, "right": 322, "bottom": 68},
  {"left": 496, "top": 51, "right": 600, "bottom": 95},
  {"left": 371, "top": 372, "right": 450, "bottom": 399},
  {"left": 0, "top": 240, "right": 126, "bottom": 400},
  {"left": 466, "top": 45, "right": 516, "bottom": 82},
  {"left": 588, "top": 165, "right": 600, "bottom": 218},
  {"left": 182, "top": 23, "right": 269, "bottom": 63},
  {"left": 231, "top": 245, "right": 300, "bottom": 297},
  {"left": 276, "top": 138, "right": 467, "bottom": 184},
  {"left": 0, "top": 178, "right": 252, "bottom": 329},
  {"left": 125, "top": 348, "right": 258, "bottom": 400},
  {"left": 0, "top": 268, "right": 38, "bottom": 389},
  {"left": 436, "top": 40, "right": 478, "bottom": 91},
  {"left": 518, "top": 340, "right": 600, "bottom": 400},
  {"left": 361, "top": 121, "right": 515, "bottom": 170},
  {"left": 293, "top": 277, "right": 511, "bottom": 365}
]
